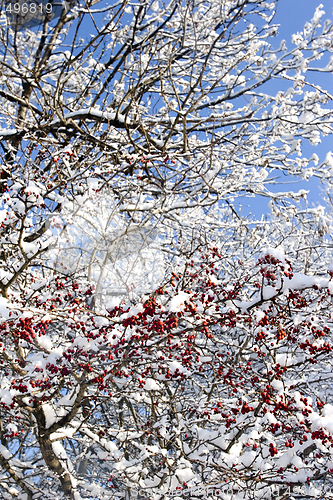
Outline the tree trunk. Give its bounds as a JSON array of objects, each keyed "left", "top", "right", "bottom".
[{"left": 39, "top": 435, "right": 73, "bottom": 498}]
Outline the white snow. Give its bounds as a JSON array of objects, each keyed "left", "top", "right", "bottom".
[
  {"left": 175, "top": 467, "right": 195, "bottom": 482},
  {"left": 128, "top": 303, "right": 144, "bottom": 316},
  {"left": 276, "top": 449, "right": 294, "bottom": 468},
  {"left": 168, "top": 291, "right": 191, "bottom": 312},
  {"left": 284, "top": 272, "right": 328, "bottom": 291},
  {"left": 87, "top": 178, "right": 99, "bottom": 190},
  {"left": 106, "top": 297, "right": 121, "bottom": 311},
  {"left": 0, "top": 128, "right": 18, "bottom": 137},
  {"left": 144, "top": 378, "right": 161, "bottom": 391},
  {"left": 0, "top": 389, "right": 13, "bottom": 405},
  {"left": 151, "top": 0, "right": 159, "bottom": 11},
  {"left": 309, "top": 153, "right": 319, "bottom": 165},
  {"left": 241, "top": 450, "right": 256, "bottom": 466},
  {"left": 310, "top": 404, "right": 333, "bottom": 435},
  {"left": 260, "top": 246, "right": 286, "bottom": 263},
  {"left": 255, "top": 309, "right": 266, "bottom": 321},
  {"left": 168, "top": 360, "right": 190, "bottom": 376},
  {"left": 73, "top": 337, "right": 91, "bottom": 350},
  {"left": 43, "top": 403, "right": 57, "bottom": 428},
  {"left": 49, "top": 108, "right": 127, "bottom": 127},
  {"left": 271, "top": 379, "right": 284, "bottom": 394},
  {"left": 93, "top": 316, "right": 109, "bottom": 327},
  {"left": 0, "top": 443, "right": 10, "bottom": 459},
  {"left": 0, "top": 296, "right": 10, "bottom": 320},
  {"left": 38, "top": 335, "right": 53, "bottom": 351},
  {"left": 324, "top": 152, "right": 333, "bottom": 168},
  {"left": 263, "top": 285, "right": 278, "bottom": 300},
  {"left": 236, "top": 270, "right": 330, "bottom": 313},
  {"left": 275, "top": 353, "right": 293, "bottom": 367},
  {"left": 52, "top": 441, "right": 74, "bottom": 472}
]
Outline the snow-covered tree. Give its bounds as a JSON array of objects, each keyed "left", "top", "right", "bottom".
[
  {"left": 0, "top": 0, "right": 333, "bottom": 498},
  {"left": 2, "top": 237, "right": 333, "bottom": 499}
]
